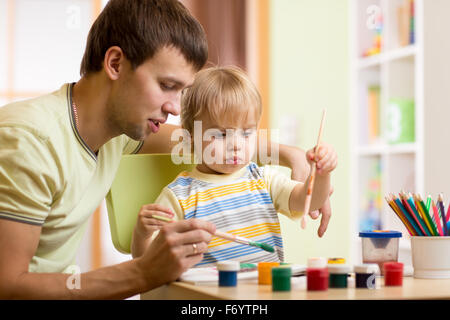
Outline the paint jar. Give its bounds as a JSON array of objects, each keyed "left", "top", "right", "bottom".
[
  {"left": 359, "top": 230, "right": 402, "bottom": 274},
  {"left": 383, "top": 262, "right": 403, "bottom": 286},
  {"left": 306, "top": 257, "right": 329, "bottom": 291},
  {"left": 217, "top": 260, "right": 239, "bottom": 287},
  {"left": 411, "top": 236, "right": 450, "bottom": 278},
  {"left": 328, "top": 264, "right": 351, "bottom": 288},
  {"left": 354, "top": 264, "right": 379, "bottom": 289},
  {"left": 271, "top": 266, "right": 291, "bottom": 291},
  {"left": 258, "top": 262, "right": 280, "bottom": 285},
  {"left": 327, "top": 257, "right": 346, "bottom": 265}
]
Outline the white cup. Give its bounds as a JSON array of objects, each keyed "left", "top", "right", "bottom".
[{"left": 411, "top": 236, "right": 450, "bottom": 279}]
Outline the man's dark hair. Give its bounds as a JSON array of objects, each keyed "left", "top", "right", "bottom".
[{"left": 80, "top": 0, "right": 208, "bottom": 76}]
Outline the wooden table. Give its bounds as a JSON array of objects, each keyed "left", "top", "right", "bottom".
[{"left": 141, "top": 276, "right": 450, "bottom": 300}]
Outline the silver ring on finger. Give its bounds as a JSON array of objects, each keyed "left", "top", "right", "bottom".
[{"left": 192, "top": 243, "right": 198, "bottom": 255}]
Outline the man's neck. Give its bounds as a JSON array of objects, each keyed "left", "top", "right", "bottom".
[{"left": 71, "top": 74, "right": 117, "bottom": 153}]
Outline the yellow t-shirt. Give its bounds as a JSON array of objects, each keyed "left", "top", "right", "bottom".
[{"left": 0, "top": 83, "right": 143, "bottom": 273}]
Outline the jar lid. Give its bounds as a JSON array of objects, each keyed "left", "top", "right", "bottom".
[
  {"left": 217, "top": 260, "right": 240, "bottom": 271},
  {"left": 359, "top": 230, "right": 402, "bottom": 238},
  {"left": 354, "top": 264, "right": 379, "bottom": 274},
  {"left": 383, "top": 262, "right": 404, "bottom": 271},
  {"left": 307, "top": 257, "right": 327, "bottom": 268},
  {"left": 327, "top": 264, "right": 352, "bottom": 274},
  {"left": 272, "top": 266, "right": 292, "bottom": 277},
  {"left": 258, "top": 262, "right": 280, "bottom": 271},
  {"left": 328, "top": 257, "right": 346, "bottom": 264}
]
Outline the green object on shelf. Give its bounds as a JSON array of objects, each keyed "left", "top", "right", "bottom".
[{"left": 386, "top": 98, "right": 415, "bottom": 144}]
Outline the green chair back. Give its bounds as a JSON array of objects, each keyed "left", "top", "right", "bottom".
[{"left": 105, "top": 153, "right": 195, "bottom": 254}]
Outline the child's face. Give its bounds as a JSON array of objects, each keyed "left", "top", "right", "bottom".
[{"left": 195, "top": 112, "right": 258, "bottom": 174}]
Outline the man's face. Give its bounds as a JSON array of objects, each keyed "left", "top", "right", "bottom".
[{"left": 109, "top": 46, "right": 196, "bottom": 141}]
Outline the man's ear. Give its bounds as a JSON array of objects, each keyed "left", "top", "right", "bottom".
[{"left": 103, "top": 46, "right": 126, "bottom": 80}]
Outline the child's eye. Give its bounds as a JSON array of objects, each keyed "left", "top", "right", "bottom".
[
  {"left": 243, "top": 130, "right": 254, "bottom": 137},
  {"left": 213, "top": 132, "right": 226, "bottom": 139}
]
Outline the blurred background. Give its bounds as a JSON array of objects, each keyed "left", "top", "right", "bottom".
[{"left": 2, "top": 0, "right": 450, "bottom": 296}]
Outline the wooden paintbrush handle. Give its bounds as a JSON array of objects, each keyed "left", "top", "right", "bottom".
[{"left": 214, "top": 230, "right": 236, "bottom": 242}]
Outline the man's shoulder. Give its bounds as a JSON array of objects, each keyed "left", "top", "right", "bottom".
[{"left": 0, "top": 84, "right": 69, "bottom": 137}]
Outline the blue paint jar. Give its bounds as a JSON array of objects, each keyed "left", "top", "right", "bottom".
[{"left": 217, "top": 261, "right": 239, "bottom": 287}]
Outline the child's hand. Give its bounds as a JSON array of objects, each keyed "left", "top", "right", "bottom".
[
  {"left": 306, "top": 142, "right": 337, "bottom": 175},
  {"left": 133, "top": 204, "right": 175, "bottom": 241}
]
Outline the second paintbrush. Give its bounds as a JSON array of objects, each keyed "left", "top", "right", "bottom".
[{"left": 151, "top": 215, "right": 275, "bottom": 253}]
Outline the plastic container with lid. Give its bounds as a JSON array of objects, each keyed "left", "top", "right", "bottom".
[
  {"left": 271, "top": 266, "right": 292, "bottom": 291},
  {"left": 384, "top": 262, "right": 403, "bottom": 286},
  {"left": 217, "top": 260, "right": 239, "bottom": 287},
  {"left": 258, "top": 262, "right": 280, "bottom": 285},
  {"left": 359, "top": 230, "right": 402, "bottom": 274},
  {"left": 306, "top": 257, "right": 329, "bottom": 291},
  {"left": 328, "top": 264, "right": 351, "bottom": 288},
  {"left": 354, "top": 264, "right": 379, "bottom": 289}
]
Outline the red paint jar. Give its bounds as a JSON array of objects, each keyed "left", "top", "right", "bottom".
[
  {"left": 383, "top": 262, "right": 403, "bottom": 286},
  {"left": 307, "top": 268, "right": 329, "bottom": 291},
  {"left": 307, "top": 257, "right": 329, "bottom": 291}
]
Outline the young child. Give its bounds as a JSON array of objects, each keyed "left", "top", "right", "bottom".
[{"left": 131, "top": 66, "right": 337, "bottom": 267}]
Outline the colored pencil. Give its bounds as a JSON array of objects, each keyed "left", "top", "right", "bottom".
[
  {"left": 392, "top": 194, "right": 421, "bottom": 236},
  {"left": 446, "top": 203, "right": 450, "bottom": 224},
  {"left": 426, "top": 195, "right": 432, "bottom": 212},
  {"left": 386, "top": 195, "right": 410, "bottom": 234},
  {"left": 399, "top": 192, "right": 426, "bottom": 236},
  {"left": 438, "top": 194, "right": 447, "bottom": 237},
  {"left": 301, "top": 109, "right": 327, "bottom": 229},
  {"left": 417, "top": 194, "right": 439, "bottom": 236},
  {"left": 388, "top": 196, "right": 415, "bottom": 236},
  {"left": 406, "top": 193, "right": 432, "bottom": 236},
  {"left": 431, "top": 200, "right": 444, "bottom": 236}
]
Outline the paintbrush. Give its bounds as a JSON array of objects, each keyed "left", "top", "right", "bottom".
[
  {"left": 214, "top": 230, "right": 275, "bottom": 253},
  {"left": 301, "top": 109, "right": 327, "bottom": 229},
  {"left": 151, "top": 215, "right": 275, "bottom": 253}
]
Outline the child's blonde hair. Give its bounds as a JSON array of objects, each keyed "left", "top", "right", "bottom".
[{"left": 181, "top": 66, "right": 262, "bottom": 134}]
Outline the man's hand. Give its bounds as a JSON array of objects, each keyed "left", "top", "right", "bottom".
[{"left": 136, "top": 218, "right": 215, "bottom": 290}]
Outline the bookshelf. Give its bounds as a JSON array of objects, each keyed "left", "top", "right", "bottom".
[{"left": 350, "top": 0, "right": 450, "bottom": 266}]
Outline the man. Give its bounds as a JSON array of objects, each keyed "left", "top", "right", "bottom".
[{"left": 0, "top": 0, "right": 331, "bottom": 299}]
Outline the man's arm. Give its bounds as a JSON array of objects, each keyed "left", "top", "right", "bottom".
[{"left": 0, "top": 218, "right": 214, "bottom": 299}]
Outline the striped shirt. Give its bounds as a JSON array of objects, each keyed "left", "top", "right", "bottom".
[{"left": 154, "top": 162, "right": 301, "bottom": 267}]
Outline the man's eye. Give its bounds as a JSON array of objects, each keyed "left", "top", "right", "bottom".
[{"left": 161, "top": 83, "right": 175, "bottom": 90}]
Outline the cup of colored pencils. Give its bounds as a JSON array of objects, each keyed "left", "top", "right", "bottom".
[
  {"left": 385, "top": 192, "right": 449, "bottom": 237},
  {"left": 385, "top": 192, "right": 450, "bottom": 279}
]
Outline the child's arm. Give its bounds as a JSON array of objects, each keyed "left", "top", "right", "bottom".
[
  {"left": 289, "top": 143, "right": 337, "bottom": 215},
  {"left": 131, "top": 188, "right": 182, "bottom": 258}
]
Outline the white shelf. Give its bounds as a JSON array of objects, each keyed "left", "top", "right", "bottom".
[
  {"left": 357, "top": 142, "right": 417, "bottom": 156},
  {"left": 356, "top": 45, "right": 416, "bottom": 69},
  {"left": 350, "top": 0, "right": 450, "bottom": 266}
]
